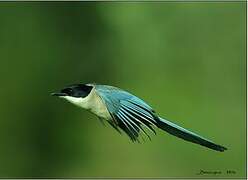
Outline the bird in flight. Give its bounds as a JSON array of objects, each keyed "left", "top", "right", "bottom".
[{"left": 52, "top": 83, "right": 227, "bottom": 152}]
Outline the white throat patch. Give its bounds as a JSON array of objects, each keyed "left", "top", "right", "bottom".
[
  {"left": 60, "top": 88, "right": 111, "bottom": 120},
  {"left": 62, "top": 96, "right": 85, "bottom": 108}
]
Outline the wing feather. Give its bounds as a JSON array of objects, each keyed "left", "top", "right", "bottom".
[
  {"left": 120, "top": 106, "right": 152, "bottom": 140},
  {"left": 121, "top": 105, "right": 156, "bottom": 135},
  {"left": 95, "top": 85, "right": 158, "bottom": 141},
  {"left": 121, "top": 103, "right": 156, "bottom": 125},
  {"left": 118, "top": 110, "right": 140, "bottom": 135},
  {"left": 122, "top": 101, "right": 155, "bottom": 121}
]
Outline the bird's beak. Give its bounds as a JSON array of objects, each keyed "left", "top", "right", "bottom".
[{"left": 51, "top": 92, "right": 67, "bottom": 97}]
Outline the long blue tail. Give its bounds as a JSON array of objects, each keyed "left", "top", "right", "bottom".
[{"left": 156, "top": 117, "right": 227, "bottom": 152}]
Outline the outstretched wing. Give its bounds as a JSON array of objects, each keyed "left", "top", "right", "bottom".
[{"left": 95, "top": 85, "right": 158, "bottom": 141}]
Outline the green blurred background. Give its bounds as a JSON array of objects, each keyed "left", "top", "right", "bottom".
[{"left": 0, "top": 2, "right": 246, "bottom": 178}]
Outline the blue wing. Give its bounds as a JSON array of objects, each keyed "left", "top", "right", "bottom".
[{"left": 95, "top": 85, "right": 158, "bottom": 141}]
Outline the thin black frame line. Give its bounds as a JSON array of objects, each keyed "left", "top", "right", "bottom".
[
  {"left": 0, "top": 178, "right": 246, "bottom": 179},
  {"left": 0, "top": 1, "right": 246, "bottom": 3}
]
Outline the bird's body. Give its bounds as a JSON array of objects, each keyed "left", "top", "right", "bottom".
[{"left": 52, "top": 83, "right": 227, "bottom": 152}]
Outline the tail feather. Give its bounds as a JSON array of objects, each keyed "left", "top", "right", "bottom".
[{"left": 156, "top": 117, "right": 227, "bottom": 152}]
